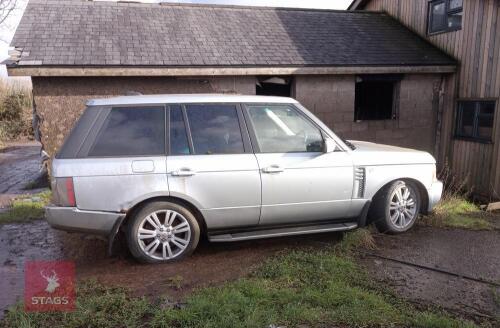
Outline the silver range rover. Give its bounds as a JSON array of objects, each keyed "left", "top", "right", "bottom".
[{"left": 46, "top": 94, "right": 443, "bottom": 263}]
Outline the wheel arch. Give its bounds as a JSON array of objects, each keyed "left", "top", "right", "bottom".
[
  {"left": 121, "top": 196, "right": 208, "bottom": 235},
  {"left": 367, "top": 177, "right": 429, "bottom": 223}
]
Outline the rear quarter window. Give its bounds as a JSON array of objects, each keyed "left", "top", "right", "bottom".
[{"left": 89, "top": 106, "right": 165, "bottom": 157}]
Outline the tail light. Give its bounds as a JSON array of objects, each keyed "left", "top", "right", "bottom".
[{"left": 53, "top": 177, "right": 76, "bottom": 207}]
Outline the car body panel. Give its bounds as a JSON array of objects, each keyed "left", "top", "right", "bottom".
[
  {"left": 167, "top": 154, "right": 261, "bottom": 229},
  {"left": 54, "top": 157, "right": 168, "bottom": 213},
  {"left": 256, "top": 151, "right": 354, "bottom": 224}
]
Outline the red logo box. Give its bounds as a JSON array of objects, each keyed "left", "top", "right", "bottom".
[{"left": 24, "top": 261, "right": 75, "bottom": 312}]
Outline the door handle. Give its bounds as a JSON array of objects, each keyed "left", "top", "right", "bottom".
[
  {"left": 171, "top": 168, "right": 196, "bottom": 176},
  {"left": 262, "top": 165, "right": 284, "bottom": 174}
]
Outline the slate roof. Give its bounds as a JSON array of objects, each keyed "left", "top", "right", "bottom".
[{"left": 9, "top": 0, "right": 455, "bottom": 67}]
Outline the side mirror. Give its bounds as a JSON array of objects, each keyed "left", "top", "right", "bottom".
[{"left": 324, "top": 138, "right": 337, "bottom": 153}]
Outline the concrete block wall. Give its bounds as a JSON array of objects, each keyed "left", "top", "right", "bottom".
[
  {"left": 33, "top": 73, "right": 441, "bottom": 158},
  {"left": 32, "top": 76, "right": 256, "bottom": 157},
  {"left": 294, "top": 74, "right": 441, "bottom": 154}
]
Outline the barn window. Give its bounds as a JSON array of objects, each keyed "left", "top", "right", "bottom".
[
  {"left": 354, "top": 75, "right": 401, "bottom": 121},
  {"left": 428, "top": 0, "right": 462, "bottom": 35},
  {"left": 455, "top": 101, "right": 496, "bottom": 142},
  {"left": 256, "top": 76, "right": 292, "bottom": 97}
]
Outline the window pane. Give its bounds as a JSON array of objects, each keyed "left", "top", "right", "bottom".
[
  {"left": 457, "top": 102, "right": 475, "bottom": 137},
  {"left": 186, "top": 105, "right": 244, "bottom": 155},
  {"left": 248, "top": 105, "right": 323, "bottom": 153},
  {"left": 477, "top": 102, "right": 495, "bottom": 140},
  {"left": 447, "top": 11, "right": 462, "bottom": 29},
  {"left": 170, "top": 106, "right": 190, "bottom": 155},
  {"left": 429, "top": 1, "right": 446, "bottom": 33},
  {"left": 449, "top": 0, "right": 463, "bottom": 10},
  {"left": 90, "top": 107, "right": 165, "bottom": 156}
]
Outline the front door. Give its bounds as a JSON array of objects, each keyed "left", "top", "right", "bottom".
[
  {"left": 244, "top": 104, "right": 353, "bottom": 226},
  {"left": 166, "top": 104, "right": 261, "bottom": 230}
]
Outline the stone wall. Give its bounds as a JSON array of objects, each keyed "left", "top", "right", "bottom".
[{"left": 294, "top": 74, "right": 441, "bottom": 154}]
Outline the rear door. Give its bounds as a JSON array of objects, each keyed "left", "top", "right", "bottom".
[
  {"left": 243, "top": 104, "right": 354, "bottom": 226},
  {"left": 72, "top": 106, "right": 169, "bottom": 212},
  {"left": 166, "top": 104, "right": 261, "bottom": 230}
]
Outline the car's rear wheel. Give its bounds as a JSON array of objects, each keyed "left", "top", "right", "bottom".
[
  {"left": 371, "top": 180, "right": 421, "bottom": 234},
  {"left": 126, "top": 201, "right": 200, "bottom": 263}
]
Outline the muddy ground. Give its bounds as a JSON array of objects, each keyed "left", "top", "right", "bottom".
[
  {"left": 0, "top": 141, "right": 45, "bottom": 209},
  {"left": 0, "top": 142, "right": 499, "bottom": 324},
  {"left": 0, "top": 219, "right": 340, "bottom": 316},
  {"left": 360, "top": 226, "right": 500, "bottom": 321}
]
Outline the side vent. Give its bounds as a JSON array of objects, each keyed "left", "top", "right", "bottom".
[{"left": 353, "top": 167, "right": 366, "bottom": 198}]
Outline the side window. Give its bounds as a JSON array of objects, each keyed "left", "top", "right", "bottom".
[
  {"left": 247, "top": 105, "right": 323, "bottom": 153},
  {"left": 455, "top": 100, "right": 496, "bottom": 142},
  {"left": 169, "top": 105, "right": 190, "bottom": 155},
  {"left": 428, "top": 0, "right": 463, "bottom": 34},
  {"left": 185, "top": 104, "right": 244, "bottom": 155},
  {"left": 89, "top": 106, "right": 165, "bottom": 157}
]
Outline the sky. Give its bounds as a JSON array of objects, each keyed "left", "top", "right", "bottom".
[{"left": 0, "top": 0, "right": 352, "bottom": 79}]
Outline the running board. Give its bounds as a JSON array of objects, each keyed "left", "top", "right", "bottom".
[{"left": 208, "top": 222, "right": 358, "bottom": 242}]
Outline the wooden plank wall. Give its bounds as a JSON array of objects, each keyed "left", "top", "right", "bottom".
[{"left": 363, "top": 0, "right": 500, "bottom": 198}]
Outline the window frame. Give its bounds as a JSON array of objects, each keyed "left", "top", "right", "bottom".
[
  {"left": 454, "top": 99, "right": 497, "bottom": 144},
  {"left": 83, "top": 104, "right": 168, "bottom": 158},
  {"left": 427, "top": 0, "right": 463, "bottom": 35},
  {"left": 242, "top": 103, "right": 326, "bottom": 154},
  {"left": 174, "top": 103, "right": 253, "bottom": 156},
  {"left": 354, "top": 74, "right": 402, "bottom": 122}
]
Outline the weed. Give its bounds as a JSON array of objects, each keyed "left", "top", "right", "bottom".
[
  {"left": 423, "top": 196, "right": 494, "bottom": 230},
  {"left": 0, "top": 190, "right": 51, "bottom": 224}
]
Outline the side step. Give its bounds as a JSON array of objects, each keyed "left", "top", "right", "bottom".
[{"left": 208, "top": 222, "right": 358, "bottom": 242}]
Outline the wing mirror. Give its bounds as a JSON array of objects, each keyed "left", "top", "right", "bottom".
[{"left": 324, "top": 138, "right": 337, "bottom": 153}]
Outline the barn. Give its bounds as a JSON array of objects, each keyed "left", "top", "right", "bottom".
[{"left": 6, "top": 0, "right": 455, "bottom": 170}]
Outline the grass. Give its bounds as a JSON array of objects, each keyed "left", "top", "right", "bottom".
[
  {"left": 422, "top": 196, "right": 495, "bottom": 230},
  {"left": 0, "top": 190, "right": 51, "bottom": 224},
  {"left": 1, "top": 230, "right": 482, "bottom": 328}
]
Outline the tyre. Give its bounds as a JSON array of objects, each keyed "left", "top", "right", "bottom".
[
  {"left": 371, "top": 180, "right": 421, "bottom": 234},
  {"left": 126, "top": 201, "right": 200, "bottom": 263}
]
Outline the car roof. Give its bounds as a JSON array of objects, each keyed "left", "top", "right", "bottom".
[{"left": 87, "top": 94, "right": 299, "bottom": 106}]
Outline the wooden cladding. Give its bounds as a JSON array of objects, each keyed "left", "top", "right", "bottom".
[
  {"left": 363, "top": 0, "right": 500, "bottom": 198},
  {"left": 364, "top": 0, "right": 500, "bottom": 99}
]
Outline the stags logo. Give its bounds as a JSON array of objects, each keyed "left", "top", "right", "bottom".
[
  {"left": 40, "top": 269, "right": 60, "bottom": 293},
  {"left": 25, "top": 261, "right": 75, "bottom": 312}
]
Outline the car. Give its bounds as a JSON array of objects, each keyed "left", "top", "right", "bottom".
[{"left": 46, "top": 94, "right": 443, "bottom": 263}]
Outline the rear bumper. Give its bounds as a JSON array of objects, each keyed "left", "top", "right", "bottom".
[
  {"left": 45, "top": 206, "right": 124, "bottom": 236},
  {"left": 427, "top": 180, "right": 443, "bottom": 212}
]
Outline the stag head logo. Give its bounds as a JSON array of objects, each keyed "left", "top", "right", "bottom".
[{"left": 40, "top": 270, "right": 60, "bottom": 293}]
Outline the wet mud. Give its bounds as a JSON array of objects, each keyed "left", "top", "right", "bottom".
[{"left": 359, "top": 226, "right": 500, "bottom": 321}]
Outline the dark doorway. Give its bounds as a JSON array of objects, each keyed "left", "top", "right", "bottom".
[{"left": 256, "top": 76, "right": 292, "bottom": 97}]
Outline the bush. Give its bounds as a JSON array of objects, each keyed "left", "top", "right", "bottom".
[{"left": 0, "top": 80, "right": 33, "bottom": 143}]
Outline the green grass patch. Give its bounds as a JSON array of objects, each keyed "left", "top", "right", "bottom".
[
  {"left": 422, "top": 196, "right": 494, "bottom": 230},
  {"left": 2, "top": 231, "right": 481, "bottom": 328},
  {"left": 1, "top": 280, "right": 155, "bottom": 328},
  {"left": 0, "top": 190, "right": 51, "bottom": 224}
]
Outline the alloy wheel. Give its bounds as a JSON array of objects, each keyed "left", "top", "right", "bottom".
[
  {"left": 137, "top": 210, "right": 191, "bottom": 260},
  {"left": 388, "top": 184, "right": 417, "bottom": 229}
]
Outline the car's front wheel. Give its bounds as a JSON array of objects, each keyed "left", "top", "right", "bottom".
[
  {"left": 126, "top": 201, "right": 200, "bottom": 263},
  {"left": 371, "top": 180, "right": 421, "bottom": 234}
]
